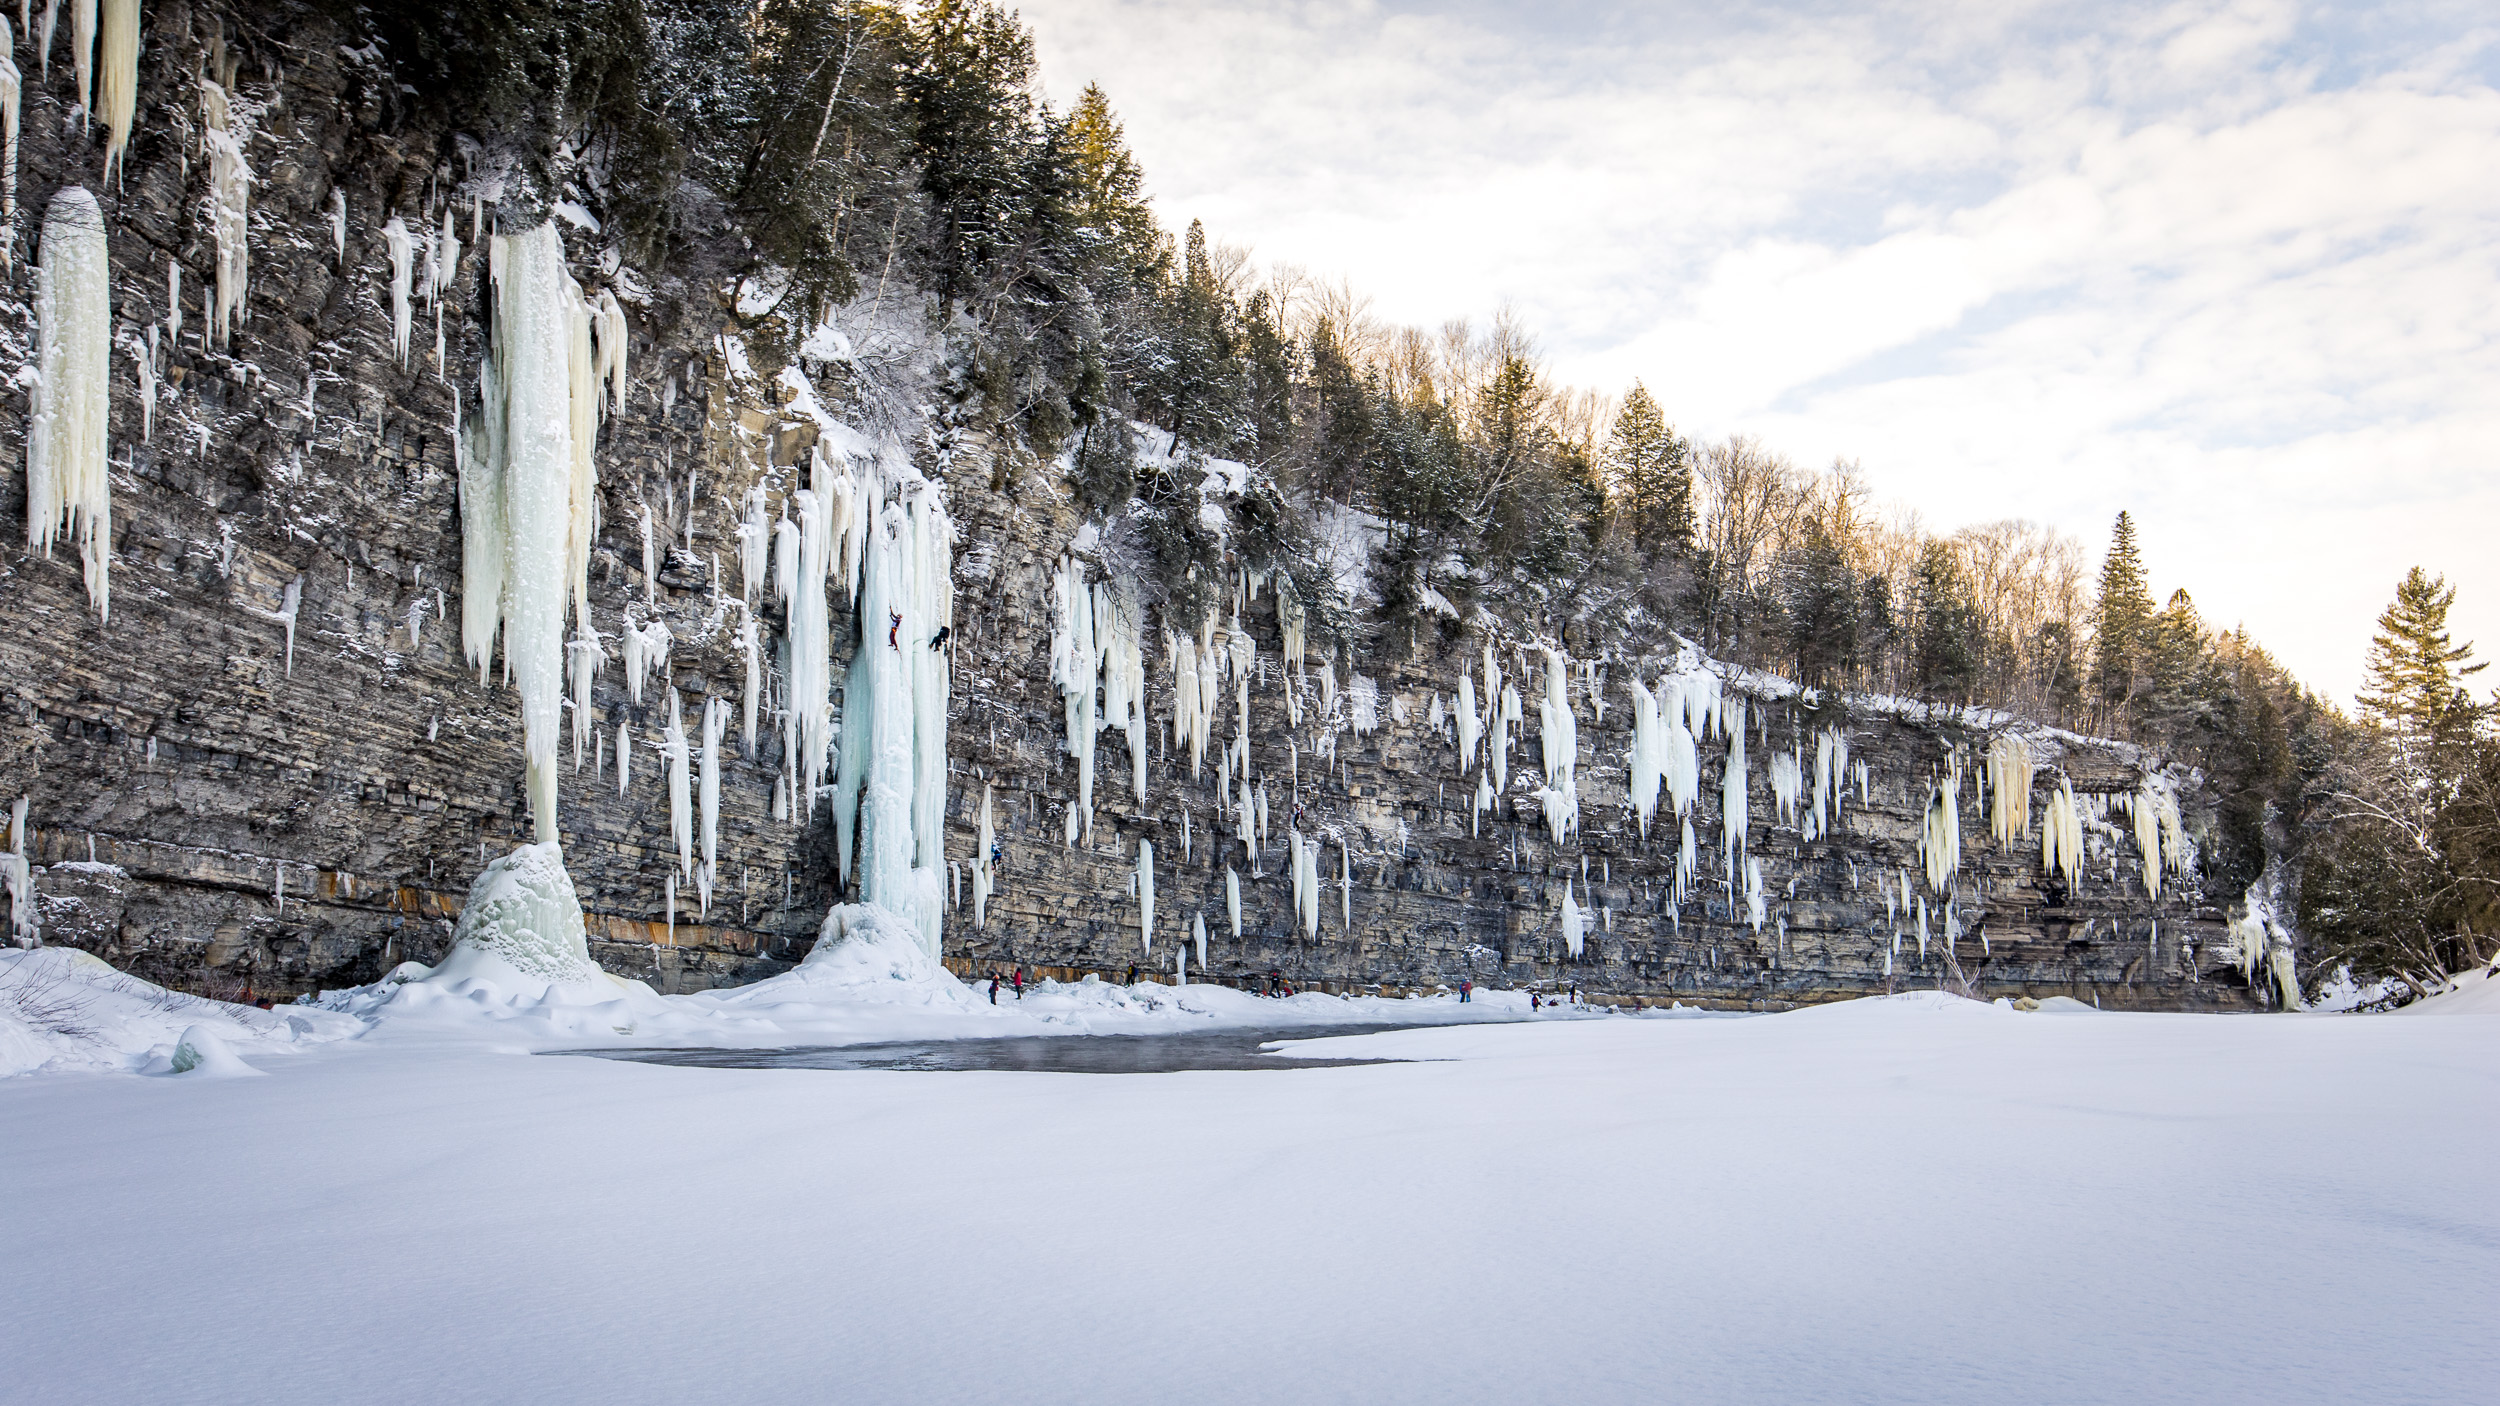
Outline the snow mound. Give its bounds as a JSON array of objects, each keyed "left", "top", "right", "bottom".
[
  {"left": 430, "top": 842, "right": 607, "bottom": 992},
  {"left": 713, "top": 904, "right": 975, "bottom": 1014},
  {"left": 1780, "top": 990, "right": 2007, "bottom": 1020},
  {"left": 170, "top": 1024, "right": 262, "bottom": 1077},
  {"left": 2398, "top": 965, "right": 2500, "bottom": 1016},
  {"left": 0, "top": 946, "right": 359, "bottom": 1078}
]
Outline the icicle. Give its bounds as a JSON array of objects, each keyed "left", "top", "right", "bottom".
[
  {"left": 1769, "top": 749, "right": 1802, "bottom": 826},
  {"left": 972, "top": 783, "right": 993, "bottom": 929},
  {"left": 26, "top": 187, "right": 112, "bottom": 622},
  {"left": 1921, "top": 770, "right": 1961, "bottom": 895},
  {"left": 1986, "top": 734, "right": 2034, "bottom": 848},
  {"left": 2042, "top": 774, "right": 2084, "bottom": 894},
  {"left": 385, "top": 216, "right": 414, "bottom": 365},
  {"left": 664, "top": 689, "right": 693, "bottom": 879},
  {"left": 69, "top": 0, "right": 94, "bottom": 111},
  {"left": 1721, "top": 700, "right": 1749, "bottom": 886},
  {"left": 202, "top": 78, "right": 251, "bottom": 348},
  {"left": 1226, "top": 865, "right": 1241, "bottom": 939},
  {"left": 1193, "top": 911, "right": 1207, "bottom": 969},
  {"left": 0, "top": 24, "right": 17, "bottom": 269},
  {"left": 1137, "top": 838, "right": 1155, "bottom": 951},
  {"left": 1341, "top": 840, "right": 1352, "bottom": 932},
  {"left": 1560, "top": 885, "right": 1585, "bottom": 958},
  {"left": 1745, "top": 859, "right": 1766, "bottom": 934},
  {"left": 329, "top": 189, "right": 346, "bottom": 267},
  {"left": 620, "top": 619, "right": 670, "bottom": 704},
  {"left": 639, "top": 502, "right": 660, "bottom": 603},
  {"left": 697, "top": 697, "right": 723, "bottom": 914},
  {"left": 1533, "top": 648, "right": 1579, "bottom": 843},
  {"left": 592, "top": 288, "right": 628, "bottom": 413},
  {"left": 737, "top": 610, "right": 761, "bottom": 752},
  {"left": 567, "top": 627, "right": 604, "bottom": 770}
]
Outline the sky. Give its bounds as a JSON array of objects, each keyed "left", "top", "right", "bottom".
[{"left": 1013, "top": 0, "right": 2500, "bottom": 706}]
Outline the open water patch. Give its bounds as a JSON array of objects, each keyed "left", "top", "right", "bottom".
[{"left": 554, "top": 1022, "right": 1489, "bottom": 1073}]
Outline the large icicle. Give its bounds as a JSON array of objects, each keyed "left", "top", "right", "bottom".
[
  {"left": 1560, "top": 884, "right": 1585, "bottom": 958},
  {"left": 1048, "top": 554, "right": 1097, "bottom": 840},
  {"left": 202, "top": 78, "right": 251, "bottom": 347},
  {"left": 697, "top": 696, "right": 723, "bottom": 914},
  {"left": 95, "top": 0, "right": 135, "bottom": 178},
  {"left": 0, "top": 22, "right": 18, "bottom": 268},
  {"left": 972, "top": 784, "right": 994, "bottom": 929},
  {"left": 25, "top": 186, "right": 112, "bottom": 622},
  {"left": 664, "top": 689, "right": 693, "bottom": 879},
  {"left": 832, "top": 480, "right": 955, "bottom": 959},
  {"left": 787, "top": 449, "right": 840, "bottom": 822},
  {"left": 1534, "top": 647, "right": 1578, "bottom": 843},
  {"left": 385, "top": 215, "right": 414, "bottom": 365},
  {"left": 1626, "top": 676, "right": 1665, "bottom": 837},
  {"left": 1986, "top": 734, "right": 2034, "bottom": 848},
  {"left": 566, "top": 627, "right": 603, "bottom": 770},
  {"left": 478, "top": 222, "right": 602, "bottom": 842},
  {"left": 1136, "top": 839, "right": 1155, "bottom": 951},
  {"left": 2042, "top": 774, "right": 2084, "bottom": 894},
  {"left": 1226, "top": 865, "right": 1241, "bottom": 939},
  {"left": 1721, "top": 699, "right": 1749, "bottom": 885},
  {"left": 1921, "top": 767, "right": 1961, "bottom": 895}
]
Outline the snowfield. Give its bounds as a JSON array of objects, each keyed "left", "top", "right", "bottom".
[{"left": 2, "top": 949, "right": 2494, "bottom": 1405}]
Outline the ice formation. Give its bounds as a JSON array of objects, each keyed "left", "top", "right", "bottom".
[
  {"left": 2041, "top": 774, "right": 2084, "bottom": 894},
  {"left": 427, "top": 842, "right": 604, "bottom": 990},
  {"left": 1350, "top": 675, "right": 1380, "bottom": 736},
  {"left": 0, "top": 23, "right": 18, "bottom": 267},
  {"left": 736, "top": 489, "right": 770, "bottom": 610},
  {"left": 460, "top": 223, "right": 609, "bottom": 841},
  {"left": 1049, "top": 555, "right": 1098, "bottom": 840},
  {"left": 25, "top": 187, "right": 112, "bottom": 622},
  {"left": 5, "top": 797, "right": 32, "bottom": 946},
  {"left": 1289, "top": 832, "right": 1320, "bottom": 937},
  {"left": 1986, "top": 734, "right": 2033, "bottom": 848},
  {"left": 1226, "top": 865, "right": 1241, "bottom": 938},
  {"left": 1095, "top": 580, "right": 1147, "bottom": 803},
  {"left": 1136, "top": 839, "right": 1154, "bottom": 951},
  {"left": 1626, "top": 676, "right": 1666, "bottom": 836},
  {"left": 1810, "top": 726, "right": 1848, "bottom": 840},
  {"left": 1921, "top": 769, "right": 1961, "bottom": 895},
  {"left": 621, "top": 619, "right": 670, "bottom": 703},
  {"left": 1193, "top": 911, "right": 1208, "bottom": 970},
  {"left": 565, "top": 627, "right": 603, "bottom": 768},
  {"left": 1560, "top": 883, "right": 1586, "bottom": 958},
  {"left": 737, "top": 611, "right": 761, "bottom": 751},
  {"left": 826, "top": 473, "right": 956, "bottom": 960},
  {"left": 384, "top": 215, "right": 414, "bottom": 365},
  {"left": 1534, "top": 648, "right": 1579, "bottom": 842},
  {"left": 971, "top": 784, "right": 993, "bottom": 929},
  {"left": 2131, "top": 776, "right": 2188, "bottom": 899},
  {"left": 1745, "top": 859, "right": 1766, "bottom": 933},
  {"left": 615, "top": 723, "right": 631, "bottom": 794},
  {"left": 1495, "top": 683, "right": 1520, "bottom": 792},
  {"left": 664, "top": 690, "right": 693, "bottom": 878},
  {"left": 1340, "top": 840, "right": 1352, "bottom": 932},
  {"left": 1769, "top": 748, "right": 1801, "bottom": 826},
  {"left": 87, "top": 0, "right": 133, "bottom": 172},
  {"left": 1455, "top": 670, "right": 1480, "bottom": 776},
  {"left": 202, "top": 77, "right": 251, "bottom": 347},
  {"left": 697, "top": 697, "right": 723, "bottom": 914}
]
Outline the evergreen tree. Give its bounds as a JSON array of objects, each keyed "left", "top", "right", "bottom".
[
  {"left": 2359, "top": 568, "right": 2488, "bottom": 752},
  {"left": 1912, "top": 542, "right": 1982, "bottom": 703},
  {"left": 1062, "top": 83, "right": 1168, "bottom": 287},
  {"left": 2092, "top": 511, "right": 2155, "bottom": 727},
  {"left": 1602, "top": 383, "right": 1692, "bottom": 556},
  {"left": 903, "top": 0, "right": 1040, "bottom": 308}
]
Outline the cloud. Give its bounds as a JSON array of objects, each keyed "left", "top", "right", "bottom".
[{"left": 1014, "top": 0, "right": 2500, "bottom": 701}]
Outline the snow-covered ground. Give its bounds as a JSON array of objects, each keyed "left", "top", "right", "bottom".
[{"left": 3, "top": 949, "right": 2493, "bottom": 1406}]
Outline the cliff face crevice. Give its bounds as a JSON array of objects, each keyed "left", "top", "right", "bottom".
[{"left": 0, "top": 8, "right": 2258, "bottom": 1011}]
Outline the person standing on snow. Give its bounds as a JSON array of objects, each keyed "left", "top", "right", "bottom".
[
  {"left": 1460, "top": 979, "right": 1472, "bottom": 1004},
  {"left": 987, "top": 973, "right": 1000, "bottom": 1005}
]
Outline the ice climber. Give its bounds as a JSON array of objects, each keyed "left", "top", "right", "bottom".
[{"left": 888, "top": 611, "right": 902, "bottom": 649}]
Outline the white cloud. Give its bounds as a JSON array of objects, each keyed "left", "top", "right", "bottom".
[{"left": 1015, "top": 0, "right": 2500, "bottom": 702}]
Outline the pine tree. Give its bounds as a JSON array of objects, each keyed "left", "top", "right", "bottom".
[
  {"left": 1602, "top": 383, "right": 1692, "bottom": 556},
  {"left": 1063, "top": 83, "right": 1167, "bottom": 285},
  {"left": 1912, "top": 542, "right": 1981, "bottom": 703},
  {"left": 2360, "top": 567, "right": 2488, "bottom": 751},
  {"left": 2092, "top": 511, "right": 2154, "bottom": 726}
]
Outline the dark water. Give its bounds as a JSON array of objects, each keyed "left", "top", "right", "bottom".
[{"left": 554, "top": 1021, "right": 1489, "bottom": 1073}]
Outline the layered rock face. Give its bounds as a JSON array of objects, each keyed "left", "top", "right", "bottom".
[{"left": 0, "top": 8, "right": 2258, "bottom": 1011}]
